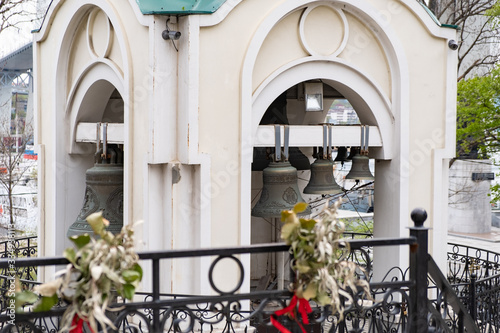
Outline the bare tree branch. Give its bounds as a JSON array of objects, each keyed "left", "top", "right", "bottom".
[
  {"left": 0, "top": 0, "right": 38, "bottom": 35},
  {"left": 0, "top": 88, "right": 36, "bottom": 228},
  {"left": 424, "top": 0, "right": 500, "bottom": 80}
]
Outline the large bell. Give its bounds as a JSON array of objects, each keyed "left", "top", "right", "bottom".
[
  {"left": 334, "top": 147, "right": 348, "bottom": 164},
  {"left": 67, "top": 145, "right": 124, "bottom": 237},
  {"left": 252, "top": 161, "right": 311, "bottom": 217},
  {"left": 304, "top": 159, "right": 343, "bottom": 194},
  {"left": 345, "top": 154, "right": 374, "bottom": 180}
]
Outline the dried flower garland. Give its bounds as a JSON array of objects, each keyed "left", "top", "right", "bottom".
[
  {"left": 272, "top": 202, "right": 370, "bottom": 333},
  {"left": 16, "top": 212, "right": 142, "bottom": 333}
]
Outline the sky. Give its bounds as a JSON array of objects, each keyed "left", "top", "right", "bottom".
[{"left": 0, "top": 0, "right": 47, "bottom": 58}]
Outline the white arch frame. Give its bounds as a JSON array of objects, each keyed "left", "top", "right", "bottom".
[
  {"left": 36, "top": 1, "right": 132, "bottom": 259},
  {"left": 66, "top": 60, "right": 125, "bottom": 154},
  {"left": 251, "top": 58, "right": 394, "bottom": 160},
  {"left": 239, "top": 0, "right": 410, "bottom": 249}
]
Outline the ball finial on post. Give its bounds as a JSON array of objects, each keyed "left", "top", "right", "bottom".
[{"left": 410, "top": 208, "right": 427, "bottom": 227}]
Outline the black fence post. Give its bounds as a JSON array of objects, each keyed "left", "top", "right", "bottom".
[
  {"left": 469, "top": 273, "right": 477, "bottom": 321},
  {"left": 409, "top": 208, "right": 429, "bottom": 333},
  {"left": 152, "top": 258, "right": 160, "bottom": 332}
]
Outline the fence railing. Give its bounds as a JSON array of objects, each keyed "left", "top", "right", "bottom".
[
  {"left": 0, "top": 216, "right": 485, "bottom": 333},
  {"left": 0, "top": 236, "right": 38, "bottom": 302},
  {"left": 446, "top": 241, "right": 500, "bottom": 333},
  {"left": 1, "top": 239, "right": 418, "bottom": 333},
  {"left": 469, "top": 273, "right": 500, "bottom": 333},
  {"left": 0, "top": 236, "right": 37, "bottom": 260},
  {"left": 447, "top": 242, "right": 500, "bottom": 283}
]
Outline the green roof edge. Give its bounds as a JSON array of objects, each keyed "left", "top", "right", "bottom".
[
  {"left": 419, "top": 2, "right": 459, "bottom": 30},
  {"left": 136, "top": 0, "right": 227, "bottom": 15}
]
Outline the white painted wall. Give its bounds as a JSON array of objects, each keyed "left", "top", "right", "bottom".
[{"left": 34, "top": 0, "right": 457, "bottom": 289}]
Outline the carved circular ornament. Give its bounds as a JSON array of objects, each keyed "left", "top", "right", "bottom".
[
  {"left": 299, "top": 4, "right": 348, "bottom": 57},
  {"left": 87, "top": 8, "right": 113, "bottom": 59},
  {"left": 282, "top": 187, "right": 298, "bottom": 205}
]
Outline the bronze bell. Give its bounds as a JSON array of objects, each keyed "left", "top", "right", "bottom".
[
  {"left": 345, "top": 154, "right": 374, "bottom": 180},
  {"left": 288, "top": 147, "right": 311, "bottom": 170},
  {"left": 347, "top": 147, "right": 359, "bottom": 160},
  {"left": 67, "top": 145, "right": 124, "bottom": 237},
  {"left": 334, "top": 147, "right": 348, "bottom": 164},
  {"left": 304, "top": 159, "right": 343, "bottom": 194},
  {"left": 252, "top": 161, "right": 311, "bottom": 217}
]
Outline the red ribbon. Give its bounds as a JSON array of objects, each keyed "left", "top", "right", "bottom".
[
  {"left": 272, "top": 294, "right": 312, "bottom": 333},
  {"left": 298, "top": 297, "right": 312, "bottom": 324},
  {"left": 70, "top": 315, "right": 96, "bottom": 333}
]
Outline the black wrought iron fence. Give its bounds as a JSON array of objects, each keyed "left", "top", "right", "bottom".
[
  {"left": 0, "top": 236, "right": 37, "bottom": 259},
  {"left": 0, "top": 236, "right": 37, "bottom": 280},
  {"left": 0, "top": 213, "right": 488, "bottom": 333},
  {"left": 0, "top": 224, "right": 427, "bottom": 332},
  {"left": 471, "top": 273, "right": 500, "bottom": 333},
  {"left": 447, "top": 242, "right": 500, "bottom": 284},
  {"left": 0, "top": 236, "right": 38, "bottom": 314},
  {"left": 0, "top": 215, "right": 482, "bottom": 333}
]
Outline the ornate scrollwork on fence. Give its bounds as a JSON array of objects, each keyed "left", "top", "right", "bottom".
[
  {"left": 447, "top": 243, "right": 500, "bottom": 284},
  {"left": 0, "top": 233, "right": 467, "bottom": 333},
  {"left": 0, "top": 236, "right": 38, "bottom": 282}
]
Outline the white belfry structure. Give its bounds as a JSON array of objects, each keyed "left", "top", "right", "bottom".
[{"left": 33, "top": 0, "right": 457, "bottom": 292}]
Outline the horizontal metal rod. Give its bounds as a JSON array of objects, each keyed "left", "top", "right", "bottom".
[{"left": 0, "top": 238, "right": 416, "bottom": 268}]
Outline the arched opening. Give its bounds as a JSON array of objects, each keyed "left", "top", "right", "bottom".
[
  {"left": 54, "top": 77, "right": 124, "bottom": 252},
  {"left": 249, "top": 81, "right": 376, "bottom": 289}
]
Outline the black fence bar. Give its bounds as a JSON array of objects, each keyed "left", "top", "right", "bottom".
[
  {"left": 0, "top": 235, "right": 421, "bottom": 332},
  {"left": 0, "top": 211, "right": 485, "bottom": 333},
  {"left": 0, "top": 238, "right": 416, "bottom": 269}
]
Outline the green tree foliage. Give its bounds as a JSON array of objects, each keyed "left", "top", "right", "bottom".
[
  {"left": 456, "top": 66, "right": 500, "bottom": 158},
  {"left": 456, "top": 66, "right": 500, "bottom": 203}
]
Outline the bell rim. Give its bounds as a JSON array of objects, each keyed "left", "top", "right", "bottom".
[{"left": 303, "top": 186, "right": 343, "bottom": 194}]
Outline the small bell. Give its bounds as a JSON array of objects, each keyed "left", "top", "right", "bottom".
[
  {"left": 288, "top": 147, "right": 311, "bottom": 170},
  {"left": 345, "top": 154, "right": 374, "bottom": 180},
  {"left": 304, "top": 125, "right": 342, "bottom": 194},
  {"left": 345, "top": 125, "right": 374, "bottom": 180},
  {"left": 334, "top": 147, "right": 348, "bottom": 163},
  {"left": 304, "top": 159, "right": 343, "bottom": 194},
  {"left": 347, "top": 147, "right": 359, "bottom": 160}
]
